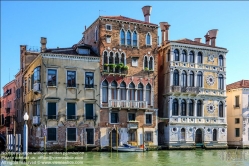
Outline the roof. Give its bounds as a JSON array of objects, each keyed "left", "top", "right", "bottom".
[
  {"left": 100, "top": 15, "right": 158, "bottom": 26},
  {"left": 171, "top": 38, "right": 227, "bottom": 50},
  {"left": 226, "top": 80, "right": 249, "bottom": 90},
  {"left": 45, "top": 44, "right": 98, "bottom": 56}
]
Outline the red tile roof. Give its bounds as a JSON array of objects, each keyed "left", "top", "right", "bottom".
[
  {"left": 227, "top": 80, "right": 249, "bottom": 90},
  {"left": 172, "top": 38, "right": 227, "bottom": 50},
  {"left": 100, "top": 15, "right": 158, "bottom": 26}
]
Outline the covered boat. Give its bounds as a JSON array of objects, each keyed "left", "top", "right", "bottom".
[{"left": 112, "top": 144, "right": 147, "bottom": 152}]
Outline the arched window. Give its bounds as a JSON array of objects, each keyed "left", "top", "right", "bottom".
[
  {"left": 182, "top": 50, "right": 187, "bottom": 62},
  {"left": 115, "top": 53, "right": 120, "bottom": 73},
  {"left": 181, "top": 128, "right": 185, "bottom": 141},
  {"left": 128, "top": 82, "right": 135, "bottom": 100},
  {"left": 213, "top": 129, "right": 217, "bottom": 141},
  {"left": 174, "top": 49, "right": 179, "bottom": 61},
  {"left": 133, "top": 31, "right": 137, "bottom": 47},
  {"left": 173, "top": 70, "right": 179, "bottom": 86},
  {"left": 102, "top": 80, "right": 108, "bottom": 103},
  {"left": 137, "top": 83, "right": 143, "bottom": 101},
  {"left": 120, "top": 29, "right": 125, "bottom": 45},
  {"left": 120, "top": 81, "right": 126, "bottom": 100},
  {"left": 149, "top": 57, "right": 153, "bottom": 70},
  {"left": 181, "top": 70, "right": 187, "bottom": 87},
  {"left": 167, "top": 50, "right": 170, "bottom": 62},
  {"left": 189, "top": 71, "right": 194, "bottom": 87},
  {"left": 111, "top": 81, "right": 117, "bottom": 100},
  {"left": 146, "top": 84, "right": 151, "bottom": 105},
  {"left": 146, "top": 33, "right": 151, "bottom": 45},
  {"left": 95, "top": 26, "right": 98, "bottom": 41},
  {"left": 197, "top": 100, "right": 202, "bottom": 117},
  {"left": 189, "top": 99, "right": 194, "bottom": 116},
  {"left": 197, "top": 52, "right": 202, "bottom": 64},
  {"left": 127, "top": 31, "right": 131, "bottom": 46},
  {"left": 197, "top": 71, "right": 203, "bottom": 87},
  {"left": 172, "top": 99, "right": 178, "bottom": 116},
  {"left": 219, "top": 55, "right": 224, "bottom": 66},
  {"left": 181, "top": 99, "right": 186, "bottom": 116},
  {"left": 109, "top": 52, "right": 113, "bottom": 64},
  {"left": 218, "top": 74, "right": 224, "bottom": 90},
  {"left": 219, "top": 101, "right": 224, "bottom": 117},
  {"left": 103, "top": 51, "right": 108, "bottom": 71},
  {"left": 144, "top": 56, "right": 148, "bottom": 69},
  {"left": 121, "top": 53, "right": 125, "bottom": 65},
  {"left": 189, "top": 51, "right": 195, "bottom": 63}
]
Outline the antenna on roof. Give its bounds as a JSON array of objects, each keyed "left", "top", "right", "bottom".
[{"left": 99, "top": 10, "right": 106, "bottom": 16}]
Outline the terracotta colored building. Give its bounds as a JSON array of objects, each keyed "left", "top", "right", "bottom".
[{"left": 80, "top": 6, "right": 159, "bottom": 147}]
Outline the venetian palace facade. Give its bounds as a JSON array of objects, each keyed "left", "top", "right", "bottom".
[
  {"left": 158, "top": 22, "right": 228, "bottom": 149},
  {"left": 80, "top": 6, "right": 159, "bottom": 147}
]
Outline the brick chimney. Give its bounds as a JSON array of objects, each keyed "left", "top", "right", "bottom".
[
  {"left": 40, "top": 37, "right": 47, "bottom": 53},
  {"left": 142, "top": 6, "right": 152, "bottom": 23},
  {"left": 204, "top": 33, "right": 210, "bottom": 45},
  {"left": 159, "top": 22, "right": 170, "bottom": 45},
  {"left": 208, "top": 29, "right": 218, "bottom": 47},
  {"left": 194, "top": 38, "right": 202, "bottom": 43}
]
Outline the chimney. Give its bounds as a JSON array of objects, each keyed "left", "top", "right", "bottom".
[
  {"left": 40, "top": 37, "right": 47, "bottom": 53},
  {"left": 194, "top": 38, "right": 202, "bottom": 43},
  {"left": 159, "top": 22, "right": 170, "bottom": 45},
  {"left": 208, "top": 29, "right": 218, "bottom": 47},
  {"left": 204, "top": 33, "right": 210, "bottom": 45},
  {"left": 142, "top": 6, "right": 152, "bottom": 23}
]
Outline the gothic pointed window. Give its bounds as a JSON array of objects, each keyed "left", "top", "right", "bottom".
[
  {"left": 219, "top": 101, "right": 224, "bottom": 117},
  {"left": 149, "top": 57, "right": 153, "bottom": 70},
  {"left": 189, "top": 51, "right": 195, "bottom": 63},
  {"left": 146, "top": 33, "right": 151, "bottom": 45},
  {"left": 181, "top": 99, "right": 186, "bottom": 116},
  {"left": 111, "top": 81, "right": 117, "bottom": 100},
  {"left": 181, "top": 70, "right": 187, "bottom": 87},
  {"left": 218, "top": 74, "right": 224, "bottom": 90},
  {"left": 219, "top": 55, "right": 224, "bottom": 66},
  {"left": 197, "top": 100, "right": 202, "bottom": 117},
  {"left": 120, "top": 81, "right": 126, "bottom": 100},
  {"left": 174, "top": 49, "right": 179, "bottom": 61},
  {"left": 144, "top": 56, "right": 148, "bottom": 69},
  {"left": 137, "top": 83, "right": 143, "bottom": 101},
  {"left": 102, "top": 80, "right": 108, "bottom": 103},
  {"left": 197, "top": 71, "right": 203, "bottom": 87},
  {"left": 120, "top": 29, "right": 125, "bottom": 45},
  {"left": 146, "top": 84, "right": 151, "bottom": 105},
  {"left": 133, "top": 31, "right": 137, "bottom": 47},
  {"left": 189, "top": 71, "right": 194, "bottom": 87},
  {"left": 127, "top": 31, "right": 131, "bottom": 46},
  {"left": 103, "top": 51, "right": 108, "bottom": 71},
  {"left": 189, "top": 99, "right": 194, "bottom": 116},
  {"left": 182, "top": 50, "right": 187, "bottom": 62},
  {"left": 197, "top": 52, "right": 203, "bottom": 64},
  {"left": 128, "top": 82, "right": 135, "bottom": 100}
]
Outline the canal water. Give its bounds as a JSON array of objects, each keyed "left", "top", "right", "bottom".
[{"left": 1, "top": 149, "right": 249, "bottom": 166}]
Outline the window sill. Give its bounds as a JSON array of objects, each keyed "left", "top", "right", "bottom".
[
  {"left": 85, "top": 87, "right": 94, "bottom": 90},
  {"left": 47, "top": 86, "right": 57, "bottom": 88},
  {"left": 66, "top": 119, "right": 77, "bottom": 121},
  {"left": 67, "top": 87, "right": 77, "bottom": 89},
  {"left": 47, "top": 140, "right": 57, "bottom": 142},
  {"left": 110, "top": 122, "right": 119, "bottom": 124},
  {"left": 67, "top": 140, "right": 77, "bottom": 142},
  {"left": 145, "top": 123, "right": 152, "bottom": 126}
]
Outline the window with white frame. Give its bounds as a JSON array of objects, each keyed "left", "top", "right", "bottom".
[
  {"left": 219, "top": 55, "right": 223, "bottom": 66},
  {"left": 120, "top": 81, "right": 126, "bottom": 100},
  {"left": 120, "top": 29, "right": 125, "bottom": 45},
  {"left": 137, "top": 83, "right": 143, "bottom": 101},
  {"left": 85, "top": 72, "right": 94, "bottom": 88},
  {"left": 145, "top": 113, "right": 152, "bottom": 125},
  {"left": 128, "top": 82, "right": 135, "bottom": 100},
  {"left": 111, "top": 81, "right": 117, "bottom": 100},
  {"left": 172, "top": 99, "right": 178, "bottom": 116},
  {"left": 197, "top": 71, "right": 203, "bottom": 87},
  {"left": 128, "top": 113, "right": 136, "bottom": 121},
  {"left": 144, "top": 56, "right": 148, "bottom": 70},
  {"left": 48, "top": 69, "right": 57, "bottom": 86},
  {"left": 146, "top": 33, "right": 151, "bottom": 45},
  {"left": 33, "top": 100, "right": 40, "bottom": 116},
  {"left": 182, "top": 50, "right": 187, "bottom": 62},
  {"left": 127, "top": 30, "right": 131, "bottom": 46},
  {"left": 106, "top": 35, "right": 111, "bottom": 43},
  {"left": 47, "top": 128, "right": 56, "bottom": 141},
  {"left": 145, "top": 131, "right": 153, "bottom": 142},
  {"left": 67, "top": 71, "right": 76, "bottom": 87},
  {"left": 132, "top": 57, "right": 138, "bottom": 67},
  {"left": 67, "top": 128, "right": 76, "bottom": 141},
  {"left": 189, "top": 71, "right": 194, "bottom": 87},
  {"left": 218, "top": 74, "right": 224, "bottom": 90},
  {"left": 197, "top": 52, "right": 203, "bottom": 64},
  {"left": 106, "top": 24, "right": 112, "bottom": 31},
  {"left": 102, "top": 80, "right": 108, "bottom": 103},
  {"left": 189, "top": 51, "right": 195, "bottom": 63},
  {"left": 149, "top": 57, "right": 153, "bottom": 70},
  {"left": 181, "top": 70, "right": 187, "bottom": 87},
  {"left": 86, "top": 128, "right": 94, "bottom": 144},
  {"left": 85, "top": 103, "right": 94, "bottom": 120},
  {"left": 110, "top": 112, "right": 119, "bottom": 123},
  {"left": 67, "top": 103, "right": 76, "bottom": 120},
  {"left": 174, "top": 49, "right": 179, "bottom": 61},
  {"left": 146, "top": 84, "right": 151, "bottom": 105}
]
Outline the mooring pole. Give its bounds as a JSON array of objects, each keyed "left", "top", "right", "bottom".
[{"left": 116, "top": 126, "right": 118, "bottom": 152}]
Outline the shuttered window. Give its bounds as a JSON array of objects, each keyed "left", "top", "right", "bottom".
[{"left": 67, "top": 128, "right": 76, "bottom": 141}]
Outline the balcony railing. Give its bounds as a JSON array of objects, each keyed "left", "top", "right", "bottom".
[
  {"left": 102, "top": 65, "right": 128, "bottom": 75},
  {"left": 108, "top": 100, "right": 148, "bottom": 109},
  {"left": 127, "top": 121, "right": 139, "bottom": 129},
  {"left": 171, "top": 86, "right": 199, "bottom": 94},
  {"left": 169, "top": 116, "right": 226, "bottom": 124}
]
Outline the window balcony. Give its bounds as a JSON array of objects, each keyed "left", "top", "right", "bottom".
[
  {"left": 101, "top": 65, "right": 128, "bottom": 76},
  {"left": 108, "top": 100, "right": 148, "bottom": 109},
  {"left": 170, "top": 116, "right": 226, "bottom": 124},
  {"left": 127, "top": 121, "right": 139, "bottom": 129},
  {"left": 170, "top": 86, "right": 199, "bottom": 95}
]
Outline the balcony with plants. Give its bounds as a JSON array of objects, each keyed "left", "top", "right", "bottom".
[{"left": 102, "top": 63, "right": 128, "bottom": 75}]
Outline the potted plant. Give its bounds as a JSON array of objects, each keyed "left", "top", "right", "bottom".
[
  {"left": 109, "top": 64, "right": 116, "bottom": 72},
  {"left": 122, "top": 65, "right": 129, "bottom": 70},
  {"left": 144, "top": 67, "right": 149, "bottom": 71}
]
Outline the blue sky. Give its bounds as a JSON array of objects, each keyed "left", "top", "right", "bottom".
[{"left": 1, "top": 1, "right": 249, "bottom": 95}]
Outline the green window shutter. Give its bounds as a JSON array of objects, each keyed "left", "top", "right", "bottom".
[
  {"left": 67, "top": 103, "right": 75, "bottom": 119},
  {"left": 85, "top": 104, "right": 93, "bottom": 119}
]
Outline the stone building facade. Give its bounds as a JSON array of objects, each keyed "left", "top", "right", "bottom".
[
  {"left": 226, "top": 80, "right": 249, "bottom": 148},
  {"left": 158, "top": 22, "right": 228, "bottom": 149},
  {"left": 23, "top": 38, "right": 100, "bottom": 150},
  {"left": 80, "top": 6, "right": 159, "bottom": 147}
]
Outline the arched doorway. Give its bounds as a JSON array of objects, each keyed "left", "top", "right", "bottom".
[
  {"left": 109, "top": 129, "right": 119, "bottom": 147},
  {"left": 0, "top": 134, "right": 6, "bottom": 152},
  {"left": 195, "top": 129, "right": 203, "bottom": 145},
  {"left": 213, "top": 129, "right": 217, "bottom": 141}
]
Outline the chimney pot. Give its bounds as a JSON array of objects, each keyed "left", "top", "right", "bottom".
[
  {"left": 142, "top": 6, "right": 152, "bottom": 23},
  {"left": 204, "top": 33, "right": 210, "bottom": 45},
  {"left": 159, "top": 22, "right": 170, "bottom": 44},
  {"left": 194, "top": 38, "right": 202, "bottom": 43},
  {"left": 208, "top": 29, "right": 218, "bottom": 47}
]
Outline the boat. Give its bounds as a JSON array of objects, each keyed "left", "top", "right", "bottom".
[{"left": 112, "top": 144, "right": 147, "bottom": 152}]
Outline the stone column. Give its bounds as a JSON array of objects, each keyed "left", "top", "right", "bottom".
[
  {"left": 178, "top": 100, "right": 181, "bottom": 116},
  {"left": 186, "top": 100, "right": 189, "bottom": 116},
  {"left": 194, "top": 100, "right": 197, "bottom": 117}
]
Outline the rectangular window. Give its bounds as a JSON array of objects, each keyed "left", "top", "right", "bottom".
[
  {"left": 110, "top": 112, "right": 119, "bottom": 124},
  {"left": 67, "top": 71, "right": 76, "bottom": 87},
  {"left": 235, "top": 128, "right": 240, "bottom": 137},
  {"left": 235, "top": 96, "right": 239, "bottom": 107},
  {"left": 67, "top": 103, "right": 76, "bottom": 120},
  {"left": 47, "top": 128, "right": 56, "bottom": 141},
  {"left": 85, "top": 104, "right": 94, "bottom": 120},
  {"left": 33, "top": 100, "right": 40, "bottom": 116},
  {"left": 85, "top": 72, "right": 94, "bottom": 88},
  {"left": 145, "top": 131, "right": 153, "bottom": 142},
  {"left": 67, "top": 128, "right": 76, "bottom": 141},
  {"left": 106, "top": 24, "right": 112, "bottom": 31},
  {"left": 235, "top": 118, "right": 240, "bottom": 124},
  {"left": 128, "top": 113, "right": 136, "bottom": 121},
  {"left": 48, "top": 69, "right": 57, "bottom": 86},
  {"left": 106, "top": 36, "right": 111, "bottom": 43},
  {"left": 86, "top": 128, "right": 94, "bottom": 144},
  {"left": 129, "top": 130, "right": 136, "bottom": 141},
  {"left": 47, "top": 103, "right": 56, "bottom": 119},
  {"left": 145, "top": 114, "right": 152, "bottom": 125},
  {"left": 131, "top": 57, "right": 138, "bottom": 67}
]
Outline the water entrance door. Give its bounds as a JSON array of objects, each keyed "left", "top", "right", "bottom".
[{"left": 195, "top": 129, "right": 202, "bottom": 145}]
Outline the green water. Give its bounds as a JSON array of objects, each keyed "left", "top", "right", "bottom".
[{"left": 1, "top": 150, "right": 249, "bottom": 166}]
